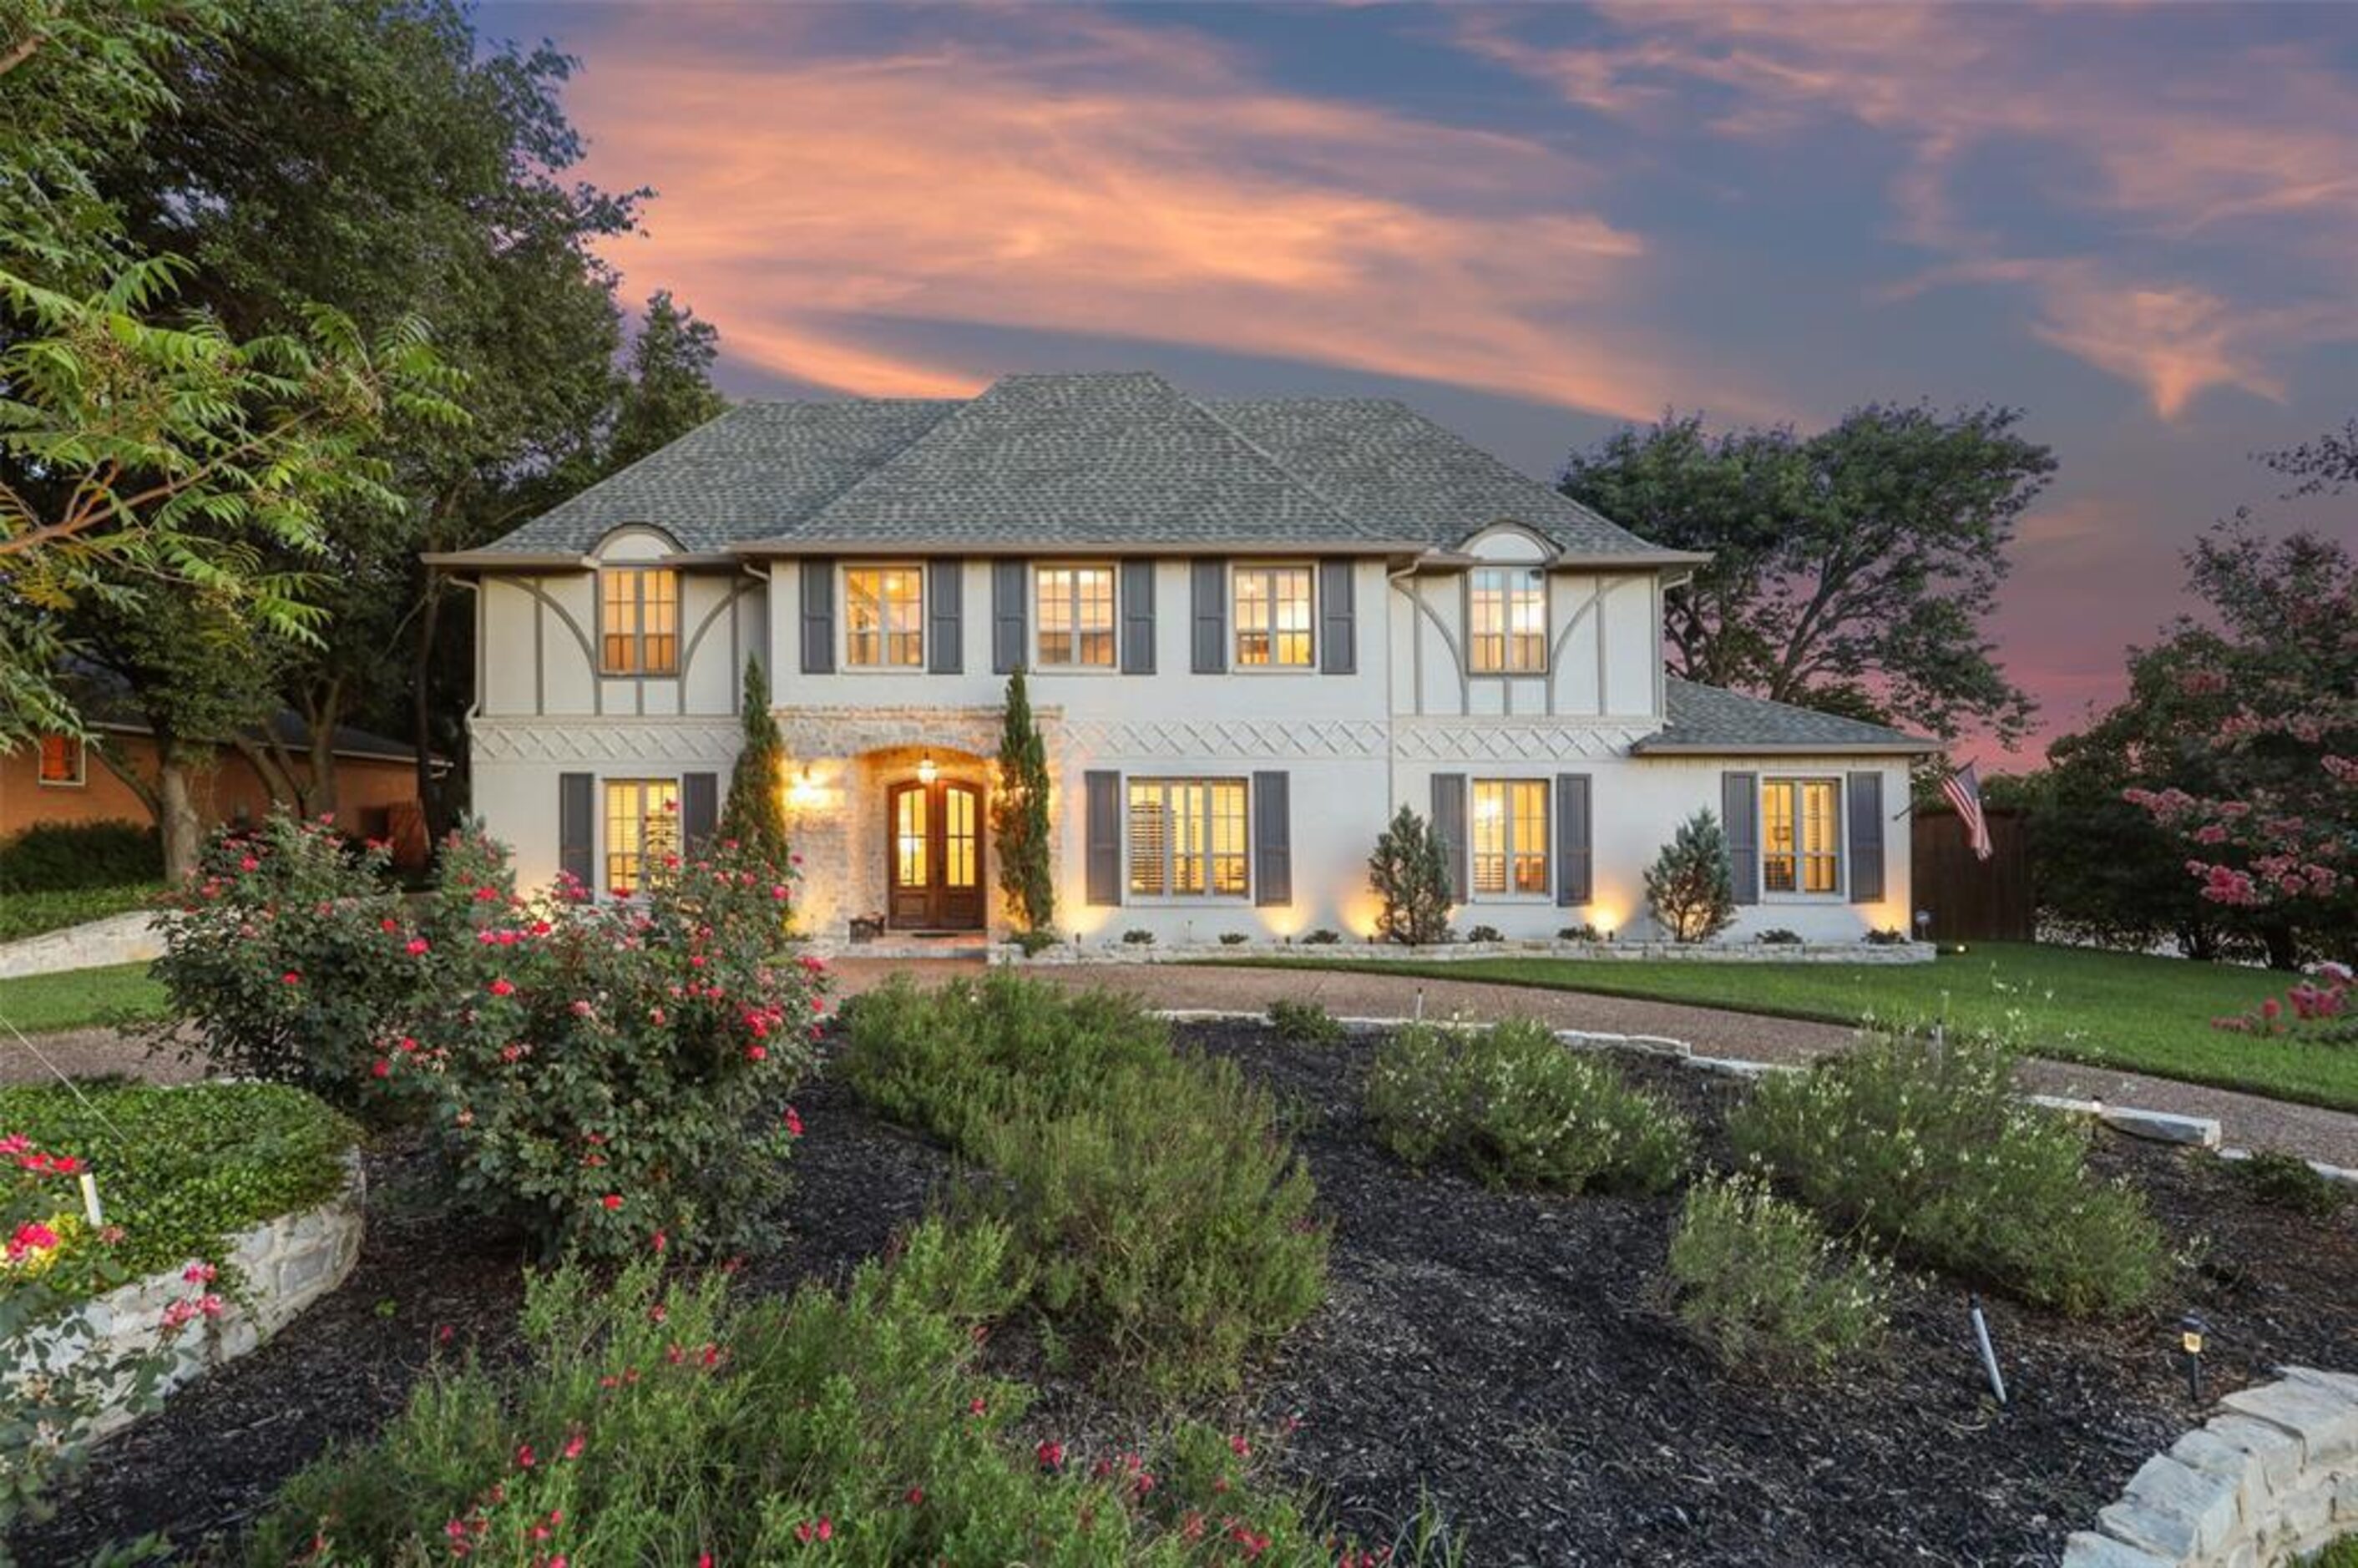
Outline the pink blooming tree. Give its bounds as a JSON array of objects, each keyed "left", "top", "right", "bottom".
[{"left": 2124, "top": 520, "right": 2356, "bottom": 969}]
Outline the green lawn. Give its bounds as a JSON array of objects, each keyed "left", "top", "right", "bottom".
[
  {"left": 1209, "top": 943, "right": 2356, "bottom": 1111},
  {"left": 0, "top": 961, "right": 169, "bottom": 1036}
]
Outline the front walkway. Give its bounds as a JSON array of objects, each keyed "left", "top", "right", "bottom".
[{"left": 830, "top": 957, "right": 2358, "bottom": 1169}]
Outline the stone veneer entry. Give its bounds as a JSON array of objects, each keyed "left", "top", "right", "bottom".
[
  {"left": 2065, "top": 1368, "right": 2358, "bottom": 1567},
  {"left": 11, "top": 1152, "right": 366, "bottom": 1443}
]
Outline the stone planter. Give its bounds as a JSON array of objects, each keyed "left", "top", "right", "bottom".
[{"left": 8, "top": 1151, "right": 366, "bottom": 1444}]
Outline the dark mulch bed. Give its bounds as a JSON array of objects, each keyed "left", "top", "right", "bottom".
[{"left": 17, "top": 1024, "right": 2358, "bottom": 1567}]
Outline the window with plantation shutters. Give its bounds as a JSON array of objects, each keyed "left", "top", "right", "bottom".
[{"left": 1127, "top": 778, "right": 1247, "bottom": 898}]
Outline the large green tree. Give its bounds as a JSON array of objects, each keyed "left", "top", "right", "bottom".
[{"left": 1562, "top": 405, "right": 2055, "bottom": 745}]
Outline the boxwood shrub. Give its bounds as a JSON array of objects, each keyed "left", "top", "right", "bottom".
[
  {"left": 842, "top": 974, "right": 1326, "bottom": 1399},
  {"left": 0, "top": 819, "right": 162, "bottom": 893},
  {"left": 0, "top": 1080, "right": 359, "bottom": 1303},
  {"left": 1727, "top": 1032, "right": 2165, "bottom": 1316}
]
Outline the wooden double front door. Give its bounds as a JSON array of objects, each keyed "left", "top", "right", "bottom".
[{"left": 887, "top": 778, "right": 985, "bottom": 930}]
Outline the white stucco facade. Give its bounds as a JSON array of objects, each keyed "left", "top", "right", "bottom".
[{"left": 461, "top": 528, "right": 1919, "bottom": 946}]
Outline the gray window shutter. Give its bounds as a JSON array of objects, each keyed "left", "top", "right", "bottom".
[
  {"left": 682, "top": 771, "right": 718, "bottom": 852},
  {"left": 1252, "top": 771, "right": 1290, "bottom": 907},
  {"left": 992, "top": 559, "right": 1027, "bottom": 675},
  {"left": 1847, "top": 771, "right": 1885, "bottom": 903},
  {"left": 1319, "top": 559, "right": 1356, "bottom": 675},
  {"left": 928, "top": 559, "right": 964, "bottom": 675},
  {"left": 1722, "top": 771, "right": 1760, "bottom": 906},
  {"left": 1190, "top": 559, "right": 1227, "bottom": 674},
  {"left": 798, "top": 559, "right": 834, "bottom": 675},
  {"left": 1430, "top": 773, "right": 1467, "bottom": 903},
  {"left": 1084, "top": 770, "right": 1121, "bottom": 906},
  {"left": 558, "top": 772, "right": 594, "bottom": 890},
  {"left": 1121, "top": 559, "right": 1156, "bottom": 675},
  {"left": 1556, "top": 773, "right": 1592, "bottom": 907}
]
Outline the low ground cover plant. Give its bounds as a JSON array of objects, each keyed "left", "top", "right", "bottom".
[
  {"left": 1728, "top": 1033, "right": 2165, "bottom": 1316},
  {"left": 0, "top": 883, "right": 165, "bottom": 944},
  {"left": 250, "top": 1218, "right": 1364, "bottom": 1567},
  {"left": 1667, "top": 1173, "right": 1890, "bottom": 1375},
  {"left": 1366, "top": 1019, "right": 1693, "bottom": 1193},
  {"left": 843, "top": 974, "right": 1325, "bottom": 1398},
  {"left": 2227, "top": 1149, "right": 2350, "bottom": 1218},
  {"left": 0, "top": 1080, "right": 358, "bottom": 1302},
  {"left": 1267, "top": 998, "right": 1344, "bottom": 1045},
  {"left": 0, "top": 819, "right": 161, "bottom": 894}
]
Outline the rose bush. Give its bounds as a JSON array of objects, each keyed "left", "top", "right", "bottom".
[{"left": 383, "top": 821, "right": 828, "bottom": 1262}]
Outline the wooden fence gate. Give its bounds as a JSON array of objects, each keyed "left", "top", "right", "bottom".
[{"left": 1910, "top": 805, "right": 2033, "bottom": 943}]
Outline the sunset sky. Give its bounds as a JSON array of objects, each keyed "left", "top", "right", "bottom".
[{"left": 483, "top": 2, "right": 2358, "bottom": 760}]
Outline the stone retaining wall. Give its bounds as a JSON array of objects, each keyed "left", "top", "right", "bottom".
[
  {"left": 1005, "top": 936, "right": 1937, "bottom": 966},
  {"left": 11, "top": 1152, "right": 366, "bottom": 1443},
  {"left": 2065, "top": 1368, "right": 2358, "bottom": 1567},
  {"left": 0, "top": 910, "right": 161, "bottom": 980}
]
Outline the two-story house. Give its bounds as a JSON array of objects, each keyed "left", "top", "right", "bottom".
[{"left": 427, "top": 372, "right": 1930, "bottom": 944}]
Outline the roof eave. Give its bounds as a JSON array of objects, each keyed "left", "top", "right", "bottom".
[
  {"left": 422, "top": 549, "right": 595, "bottom": 570},
  {"left": 1631, "top": 739, "right": 1937, "bottom": 756},
  {"left": 726, "top": 537, "right": 1432, "bottom": 558}
]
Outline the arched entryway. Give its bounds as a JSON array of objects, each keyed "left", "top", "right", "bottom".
[{"left": 885, "top": 776, "right": 985, "bottom": 931}]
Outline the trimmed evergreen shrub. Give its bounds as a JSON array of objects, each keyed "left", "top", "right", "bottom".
[
  {"left": 1728, "top": 1032, "right": 2165, "bottom": 1315},
  {"left": 1645, "top": 810, "right": 1737, "bottom": 943},
  {"left": 991, "top": 668, "right": 1055, "bottom": 934},
  {"left": 1369, "top": 805, "right": 1450, "bottom": 945},
  {"left": 0, "top": 819, "right": 163, "bottom": 893},
  {"left": 716, "top": 655, "right": 791, "bottom": 875},
  {"left": 1366, "top": 1019, "right": 1693, "bottom": 1193},
  {"left": 1268, "top": 998, "right": 1345, "bottom": 1045}
]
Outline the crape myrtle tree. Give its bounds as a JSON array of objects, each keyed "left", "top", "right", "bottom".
[
  {"left": 2125, "top": 516, "right": 2357, "bottom": 969},
  {"left": 991, "top": 668, "right": 1055, "bottom": 934},
  {"left": 1562, "top": 404, "right": 2055, "bottom": 746}
]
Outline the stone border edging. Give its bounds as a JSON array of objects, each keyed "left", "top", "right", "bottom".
[
  {"left": 996, "top": 936, "right": 1938, "bottom": 967},
  {"left": 1140, "top": 1008, "right": 2347, "bottom": 1166},
  {"left": 2064, "top": 1368, "right": 2358, "bottom": 1567},
  {"left": 0, "top": 909, "right": 161, "bottom": 981},
  {"left": 10, "top": 1150, "right": 367, "bottom": 1444}
]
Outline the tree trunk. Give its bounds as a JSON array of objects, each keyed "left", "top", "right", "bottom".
[
  {"left": 306, "top": 682, "right": 343, "bottom": 823},
  {"left": 2261, "top": 920, "right": 2301, "bottom": 973},
  {"left": 156, "top": 737, "right": 205, "bottom": 883},
  {"left": 412, "top": 568, "right": 450, "bottom": 837}
]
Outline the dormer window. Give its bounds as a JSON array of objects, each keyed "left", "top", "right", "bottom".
[
  {"left": 1469, "top": 568, "right": 1546, "bottom": 674},
  {"left": 600, "top": 568, "right": 679, "bottom": 675}
]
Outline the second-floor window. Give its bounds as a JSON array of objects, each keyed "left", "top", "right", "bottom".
[
  {"left": 1233, "top": 564, "right": 1313, "bottom": 668},
  {"left": 1127, "top": 777, "right": 1248, "bottom": 898},
  {"left": 599, "top": 568, "right": 679, "bottom": 675},
  {"left": 845, "top": 564, "right": 925, "bottom": 668},
  {"left": 1036, "top": 564, "right": 1116, "bottom": 668},
  {"left": 1470, "top": 778, "right": 1549, "bottom": 896},
  {"left": 1763, "top": 777, "right": 1841, "bottom": 894},
  {"left": 1469, "top": 568, "right": 1546, "bottom": 674}
]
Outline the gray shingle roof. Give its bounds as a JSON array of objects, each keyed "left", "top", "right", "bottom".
[
  {"left": 1635, "top": 677, "right": 1935, "bottom": 754},
  {"left": 1207, "top": 397, "right": 1661, "bottom": 558},
  {"left": 467, "top": 372, "right": 1685, "bottom": 559}
]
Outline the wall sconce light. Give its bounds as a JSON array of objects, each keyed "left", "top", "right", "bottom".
[
  {"left": 787, "top": 766, "right": 819, "bottom": 809},
  {"left": 916, "top": 753, "right": 939, "bottom": 786}
]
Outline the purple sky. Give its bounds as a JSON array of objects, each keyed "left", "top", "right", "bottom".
[{"left": 484, "top": 2, "right": 2358, "bottom": 759}]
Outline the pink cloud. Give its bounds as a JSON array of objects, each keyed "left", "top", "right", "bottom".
[
  {"left": 558, "top": 13, "right": 1768, "bottom": 422},
  {"left": 1468, "top": 5, "right": 2358, "bottom": 419}
]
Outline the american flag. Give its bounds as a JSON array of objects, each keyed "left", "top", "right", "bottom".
[{"left": 1941, "top": 762, "right": 1994, "bottom": 862}]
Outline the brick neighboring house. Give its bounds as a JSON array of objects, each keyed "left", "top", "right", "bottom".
[{"left": 3, "top": 715, "right": 440, "bottom": 867}]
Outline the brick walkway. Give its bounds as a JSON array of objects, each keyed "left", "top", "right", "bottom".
[{"left": 829, "top": 958, "right": 2358, "bottom": 1170}]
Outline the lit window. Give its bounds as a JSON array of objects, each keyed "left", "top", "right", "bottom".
[
  {"left": 36, "top": 733, "right": 85, "bottom": 787},
  {"left": 1470, "top": 779, "right": 1550, "bottom": 897},
  {"left": 1762, "top": 778, "right": 1841, "bottom": 894},
  {"left": 1126, "top": 777, "right": 1247, "bottom": 898},
  {"left": 845, "top": 564, "right": 925, "bottom": 668},
  {"left": 1036, "top": 564, "right": 1116, "bottom": 668},
  {"left": 1233, "top": 564, "right": 1314, "bottom": 668},
  {"left": 604, "top": 778, "right": 680, "bottom": 896},
  {"left": 599, "top": 569, "right": 680, "bottom": 675},
  {"left": 1469, "top": 569, "right": 1546, "bottom": 674}
]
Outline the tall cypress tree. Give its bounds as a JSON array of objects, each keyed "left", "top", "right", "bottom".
[
  {"left": 718, "top": 656, "right": 790, "bottom": 872},
  {"left": 991, "top": 668, "right": 1055, "bottom": 933}
]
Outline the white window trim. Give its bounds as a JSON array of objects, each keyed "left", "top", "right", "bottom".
[
  {"left": 1031, "top": 560, "right": 1121, "bottom": 673},
  {"left": 1228, "top": 560, "right": 1318, "bottom": 674},
  {"left": 840, "top": 560, "right": 928, "bottom": 671},
  {"left": 601, "top": 775, "right": 682, "bottom": 901},
  {"left": 36, "top": 734, "right": 87, "bottom": 788},
  {"left": 1468, "top": 776, "right": 1552, "bottom": 902},
  {"left": 1759, "top": 775, "right": 1845, "bottom": 902},
  {"left": 595, "top": 566, "right": 682, "bottom": 678},
  {"left": 1465, "top": 567, "right": 1550, "bottom": 678},
  {"left": 1124, "top": 775, "right": 1252, "bottom": 903}
]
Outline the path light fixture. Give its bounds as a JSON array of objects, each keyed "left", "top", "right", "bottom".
[
  {"left": 1969, "top": 1292, "right": 2007, "bottom": 1406},
  {"left": 917, "top": 753, "right": 939, "bottom": 786},
  {"left": 2182, "top": 1313, "right": 2207, "bottom": 1404},
  {"left": 1914, "top": 908, "right": 1932, "bottom": 941}
]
